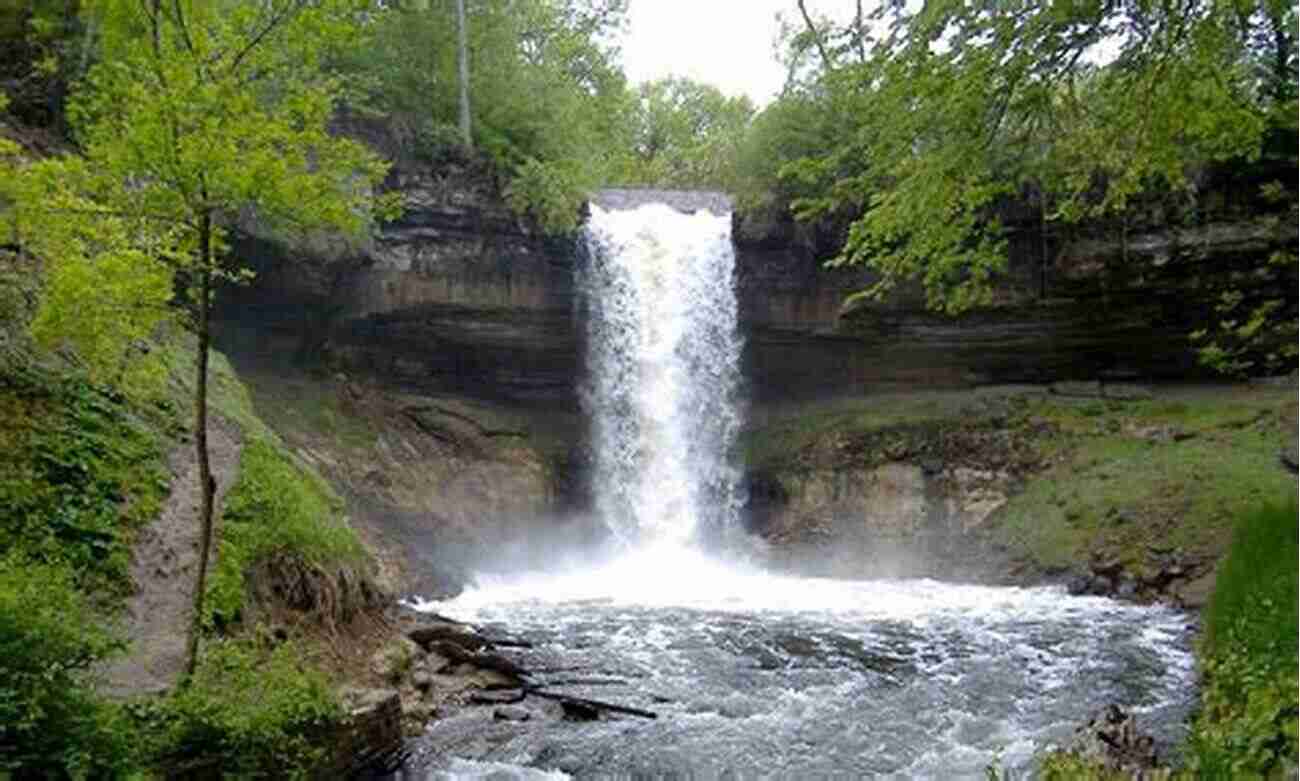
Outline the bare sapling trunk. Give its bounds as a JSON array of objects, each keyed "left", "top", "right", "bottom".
[{"left": 184, "top": 210, "right": 217, "bottom": 682}]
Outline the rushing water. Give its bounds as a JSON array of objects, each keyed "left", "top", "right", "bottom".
[
  {"left": 579, "top": 201, "right": 744, "bottom": 546},
  {"left": 410, "top": 199, "right": 1198, "bottom": 779}
]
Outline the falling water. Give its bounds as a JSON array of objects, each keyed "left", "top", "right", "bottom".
[{"left": 579, "top": 201, "right": 744, "bottom": 548}]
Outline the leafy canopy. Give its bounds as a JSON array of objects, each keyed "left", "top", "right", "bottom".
[{"left": 754, "top": 0, "right": 1295, "bottom": 315}]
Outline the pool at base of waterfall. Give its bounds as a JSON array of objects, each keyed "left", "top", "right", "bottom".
[{"left": 406, "top": 552, "right": 1196, "bottom": 780}]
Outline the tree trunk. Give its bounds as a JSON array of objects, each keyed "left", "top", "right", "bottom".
[
  {"left": 184, "top": 211, "right": 217, "bottom": 683},
  {"left": 455, "top": 0, "right": 472, "bottom": 147}
]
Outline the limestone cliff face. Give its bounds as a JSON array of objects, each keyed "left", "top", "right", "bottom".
[{"left": 219, "top": 136, "right": 1296, "bottom": 409}]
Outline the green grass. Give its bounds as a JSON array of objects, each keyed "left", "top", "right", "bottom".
[
  {"left": 1185, "top": 500, "right": 1299, "bottom": 778},
  {"left": 207, "top": 438, "right": 367, "bottom": 629},
  {"left": 741, "top": 391, "right": 979, "bottom": 470},
  {"left": 994, "top": 391, "right": 1293, "bottom": 572}
]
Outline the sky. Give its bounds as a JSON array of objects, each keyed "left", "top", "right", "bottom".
[{"left": 618, "top": 0, "right": 855, "bottom": 107}]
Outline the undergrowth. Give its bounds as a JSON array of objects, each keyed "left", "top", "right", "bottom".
[
  {"left": 0, "top": 364, "right": 168, "bottom": 598},
  {"left": 1185, "top": 499, "right": 1299, "bottom": 778},
  {"left": 207, "top": 438, "right": 367, "bottom": 630},
  {"left": 0, "top": 557, "right": 136, "bottom": 778},
  {"left": 134, "top": 638, "right": 344, "bottom": 779}
]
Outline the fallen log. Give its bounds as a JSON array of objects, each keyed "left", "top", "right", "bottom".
[{"left": 525, "top": 687, "right": 657, "bottom": 720}]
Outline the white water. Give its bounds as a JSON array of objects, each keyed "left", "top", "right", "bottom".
[
  {"left": 579, "top": 202, "right": 743, "bottom": 548},
  {"left": 412, "top": 200, "right": 1198, "bottom": 779}
]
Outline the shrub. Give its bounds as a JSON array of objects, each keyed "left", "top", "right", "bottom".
[
  {"left": 148, "top": 638, "right": 343, "bottom": 778},
  {"left": 207, "top": 439, "right": 365, "bottom": 629},
  {"left": 0, "top": 557, "right": 137, "bottom": 778}
]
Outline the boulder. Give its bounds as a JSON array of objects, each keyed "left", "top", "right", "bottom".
[
  {"left": 1066, "top": 704, "right": 1162, "bottom": 776},
  {"left": 331, "top": 687, "right": 404, "bottom": 776},
  {"left": 493, "top": 705, "right": 532, "bottom": 722}
]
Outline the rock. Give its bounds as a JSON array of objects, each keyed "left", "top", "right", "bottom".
[
  {"left": 408, "top": 623, "right": 488, "bottom": 653},
  {"left": 1088, "top": 575, "right": 1115, "bottom": 596},
  {"left": 332, "top": 687, "right": 404, "bottom": 776},
  {"left": 1051, "top": 380, "right": 1102, "bottom": 398},
  {"left": 1066, "top": 573, "right": 1092, "bottom": 596},
  {"left": 470, "top": 689, "right": 525, "bottom": 705},
  {"left": 559, "top": 699, "right": 600, "bottom": 721},
  {"left": 423, "top": 651, "right": 452, "bottom": 675},
  {"left": 1066, "top": 704, "right": 1161, "bottom": 775},
  {"left": 1115, "top": 576, "right": 1139, "bottom": 600},
  {"left": 1102, "top": 383, "right": 1154, "bottom": 401},
  {"left": 411, "top": 670, "right": 433, "bottom": 692},
  {"left": 1089, "top": 555, "right": 1124, "bottom": 578},
  {"left": 493, "top": 705, "right": 532, "bottom": 722}
]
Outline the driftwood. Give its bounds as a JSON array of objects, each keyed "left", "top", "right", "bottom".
[
  {"left": 525, "top": 687, "right": 658, "bottom": 720},
  {"left": 427, "top": 640, "right": 530, "bottom": 679}
]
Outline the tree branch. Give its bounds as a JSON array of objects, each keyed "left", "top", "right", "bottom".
[{"left": 797, "top": 0, "right": 835, "bottom": 70}]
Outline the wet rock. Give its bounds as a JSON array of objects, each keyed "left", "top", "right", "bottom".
[
  {"left": 1066, "top": 704, "right": 1162, "bottom": 776},
  {"left": 493, "top": 705, "right": 532, "bottom": 722},
  {"left": 332, "top": 687, "right": 404, "bottom": 776},
  {"left": 559, "top": 699, "right": 600, "bottom": 721},
  {"left": 409, "top": 623, "right": 488, "bottom": 653},
  {"left": 1066, "top": 573, "right": 1092, "bottom": 596},
  {"left": 1089, "top": 575, "right": 1115, "bottom": 596},
  {"left": 470, "top": 689, "right": 525, "bottom": 705},
  {"left": 1115, "top": 576, "right": 1139, "bottom": 600},
  {"left": 1090, "top": 556, "right": 1124, "bottom": 578}
]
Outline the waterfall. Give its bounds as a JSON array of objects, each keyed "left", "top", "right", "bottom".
[{"left": 580, "top": 201, "right": 744, "bottom": 549}]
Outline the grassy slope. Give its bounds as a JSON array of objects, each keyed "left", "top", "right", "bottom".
[{"left": 743, "top": 384, "right": 1296, "bottom": 586}]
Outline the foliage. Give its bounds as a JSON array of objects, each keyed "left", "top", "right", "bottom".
[
  {"left": 0, "top": 557, "right": 136, "bottom": 779},
  {"left": 1186, "top": 499, "right": 1299, "bottom": 777},
  {"left": 0, "top": 367, "right": 168, "bottom": 595},
  {"left": 141, "top": 637, "right": 343, "bottom": 778},
  {"left": 0, "top": 0, "right": 92, "bottom": 128},
  {"left": 207, "top": 438, "right": 364, "bottom": 629},
  {"left": 613, "top": 76, "right": 755, "bottom": 190},
  {"left": 1190, "top": 182, "right": 1299, "bottom": 376},
  {"left": 741, "top": 0, "right": 1299, "bottom": 348},
  {"left": 338, "top": 0, "right": 630, "bottom": 232}
]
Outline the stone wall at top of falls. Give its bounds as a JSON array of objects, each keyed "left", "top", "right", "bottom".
[{"left": 213, "top": 120, "right": 1297, "bottom": 408}]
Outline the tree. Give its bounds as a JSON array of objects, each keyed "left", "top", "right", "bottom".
[
  {"left": 616, "top": 76, "right": 755, "bottom": 190},
  {"left": 27, "top": 0, "right": 395, "bottom": 678},
  {"left": 337, "top": 0, "right": 630, "bottom": 231},
  {"left": 769, "top": 0, "right": 1295, "bottom": 330},
  {"left": 455, "top": 0, "right": 471, "bottom": 146}
]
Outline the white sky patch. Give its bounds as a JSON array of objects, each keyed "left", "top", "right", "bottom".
[{"left": 617, "top": 0, "right": 858, "bottom": 107}]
